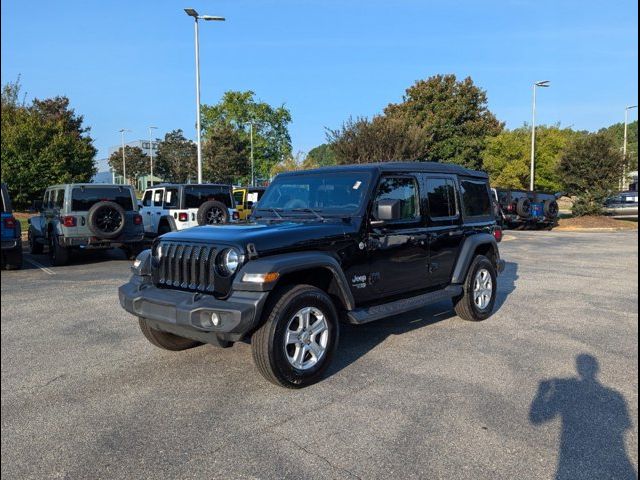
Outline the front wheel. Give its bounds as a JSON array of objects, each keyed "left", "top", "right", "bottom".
[
  {"left": 453, "top": 255, "right": 497, "bottom": 321},
  {"left": 49, "top": 235, "right": 70, "bottom": 266},
  {"left": 29, "top": 229, "right": 44, "bottom": 254},
  {"left": 251, "top": 285, "right": 340, "bottom": 388}
]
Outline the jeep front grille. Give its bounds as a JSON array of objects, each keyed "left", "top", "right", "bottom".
[{"left": 153, "top": 242, "right": 217, "bottom": 293}]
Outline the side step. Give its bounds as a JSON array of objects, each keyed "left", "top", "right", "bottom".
[{"left": 346, "top": 285, "right": 463, "bottom": 325}]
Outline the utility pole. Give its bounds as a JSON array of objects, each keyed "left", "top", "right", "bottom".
[
  {"left": 149, "top": 126, "right": 158, "bottom": 187},
  {"left": 530, "top": 80, "right": 550, "bottom": 191},
  {"left": 622, "top": 105, "right": 638, "bottom": 191}
]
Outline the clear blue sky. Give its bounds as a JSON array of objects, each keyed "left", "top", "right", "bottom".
[{"left": 2, "top": 0, "right": 638, "bottom": 171}]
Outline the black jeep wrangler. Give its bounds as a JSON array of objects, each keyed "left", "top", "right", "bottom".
[{"left": 119, "top": 162, "right": 505, "bottom": 387}]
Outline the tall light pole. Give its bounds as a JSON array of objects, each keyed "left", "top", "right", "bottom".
[
  {"left": 184, "top": 8, "right": 225, "bottom": 184},
  {"left": 530, "top": 80, "right": 550, "bottom": 191},
  {"left": 148, "top": 126, "right": 158, "bottom": 187},
  {"left": 622, "top": 105, "right": 638, "bottom": 190},
  {"left": 119, "top": 129, "right": 131, "bottom": 184},
  {"left": 245, "top": 121, "right": 255, "bottom": 186}
]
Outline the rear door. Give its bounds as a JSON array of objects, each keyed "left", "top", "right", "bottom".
[
  {"left": 422, "top": 175, "right": 464, "bottom": 288},
  {"left": 150, "top": 188, "right": 165, "bottom": 232},
  {"left": 368, "top": 174, "right": 430, "bottom": 297},
  {"left": 140, "top": 190, "right": 154, "bottom": 234}
]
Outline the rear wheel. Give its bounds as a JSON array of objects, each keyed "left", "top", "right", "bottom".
[
  {"left": 453, "top": 255, "right": 497, "bottom": 322},
  {"left": 49, "top": 234, "right": 70, "bottom": 266},
  {"left": 252, "top": 285, "right": 339, "bottom": 388},
  {"left": 138, "top": 318, "right": 202, "bottom": 351}
]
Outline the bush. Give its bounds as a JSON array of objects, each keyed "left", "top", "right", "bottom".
[{"left": 571, "top": 193, "right": 605, "bottom": 217}]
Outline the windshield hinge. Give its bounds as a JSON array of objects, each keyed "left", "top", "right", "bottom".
[{"left": 246, "top": 243, "right": 259, "bottom": 260}]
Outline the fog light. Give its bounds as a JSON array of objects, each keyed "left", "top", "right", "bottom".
[{"left": 210, "top": 312, "right": 221, "bottom": 327}]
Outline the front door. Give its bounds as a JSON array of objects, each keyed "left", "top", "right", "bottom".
[
  {"left": 422, "top": 175, "right": 464, "bottom": 288},
  {"left": 367, "top": 175, "right": 429, "bottom": 297}
]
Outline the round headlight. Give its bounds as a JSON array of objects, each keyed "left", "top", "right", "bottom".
[{"left": 220, "top": 248, "right": 241, "bottom": 276}]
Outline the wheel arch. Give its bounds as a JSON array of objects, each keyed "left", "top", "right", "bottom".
[
  {"left": 451, "top": 233, "right": 499, "bottom": 284},
  {"left": 158, "top": 215, "right": 177, "bottom": 232}
]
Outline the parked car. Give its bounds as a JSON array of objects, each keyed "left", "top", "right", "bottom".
[
  {"left": 494, "top": 188, "right": 560, "bottom": 229},
  {"left": 1, "top": 183, "right": 23, "bottom": 270},
  {"left": 604, "top": 191, "right": 639, "bottom": 217},
  {"left": 119, "top": 162, "right": 505, "bottom": 388},
  {"left": 233, "top": 186, "right": 266, "bottom": 221},
  {"left": 28, "top": 184, "right": 144, "bottom": 266},
  {"left": 139, "top": 184, "right": 239, "bottom": 237}
]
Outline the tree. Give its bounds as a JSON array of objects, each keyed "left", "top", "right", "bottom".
[
  {"left": 305, "top": 143, "right": 336, "bottom": 167},
  {"left": 202, "top": 124, "right": 250, "bottom": 184},
  {"left": 327, "top": 115, "right": 430, "bottom": 164},
  {"left": 599, "top": 120, "right": 638, "bottom": 173},
  {"left": 559, "top": 132, "right": 624, "bottom": 216},
  {"left": 483, "top": 125, "right": 579, "bottom": 192},
  {"left": 201, "top": 91, "right": 292, "bottom": 181},
  {"left": 154, "top": 130, "right": 197, "bottom": 183},
  {"left": 108, "top": 146, "right": 149, "bottom": 185},
  {"left": 270, "top": 152, "right": 307, "bottom": 177},
  {"left": 1, "top": 80, "right": 97, "bottom": 208}
]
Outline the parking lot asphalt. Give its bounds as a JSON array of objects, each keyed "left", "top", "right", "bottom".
[{"left": 1, "top": 230, "right": 638, "bottom": 480}]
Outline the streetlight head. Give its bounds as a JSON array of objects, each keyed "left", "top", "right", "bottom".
[
  {"left": 184, "top": 8, "right": 198, "bottom": 18},
  {"left": 535, "top": 80, "right": 551, "bottom": 87},
  {"left": 626, "top": 105, "right": 638, "bottom": 110},
  {"left": 200, "top": 15, "right": 225, "bottom": 21}
]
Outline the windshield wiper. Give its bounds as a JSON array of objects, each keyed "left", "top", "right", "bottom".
[
  {"left": 256, "top": 207, "right": 284, "bottom": 220},
  {"left": 291, "top": 208, "right": 325, "bottom": 221}
]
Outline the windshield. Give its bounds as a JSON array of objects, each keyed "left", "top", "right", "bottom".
[{"left": 258, "top": 172, "right": 371, "bottom": 216}]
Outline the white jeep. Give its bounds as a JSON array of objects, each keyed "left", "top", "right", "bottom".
[{"left": 140, "top": 184, "right": 238, "bottom": 236}]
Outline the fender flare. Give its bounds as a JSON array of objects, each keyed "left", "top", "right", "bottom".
[
  {"left": 451, "top": 233, "right": 499, "bottom": 284},
  {"left": 158, "top": 215, "right": 177, "bottom": 232},
  {"left": 233, "top": 251, "right": 355, "bottom": 310}
]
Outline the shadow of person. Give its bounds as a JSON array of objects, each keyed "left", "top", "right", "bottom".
[{"left": 529, "top": 354, "right": 637, "bottom": 480}]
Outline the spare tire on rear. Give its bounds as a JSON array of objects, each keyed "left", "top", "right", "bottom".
[
  {"left": 543, "top": 199, "right": 559, "bottom": 218},
  {"left": 516, "top": 197, "right": 531, "bottom": 218},
  {"left": 197, "top": 200, "right": 229, "bottom": 225},
  {"left": 87, "top": 201, "right": 126, "bottom": 239}
]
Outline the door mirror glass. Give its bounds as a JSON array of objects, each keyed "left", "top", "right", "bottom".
[{"left": 376, "top": 198, "right": 402, "bottom": 221}]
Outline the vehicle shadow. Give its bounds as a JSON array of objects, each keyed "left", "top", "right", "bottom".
[
  {"left": 494, "top": 260, "right": 518, "bottom": 311},
  {"left": 328, "top": 300, "right": 456, "bottom": 378},
  {"left": 529, "top": 354, "right": 637, "bottom": 480},
  {"left": 22, "top": 247, "right": 130, "bottom": 269}
]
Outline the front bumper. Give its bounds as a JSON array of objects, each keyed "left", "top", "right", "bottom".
[{"left": 118, "top": 276, "right": 269, "bottom": 345}]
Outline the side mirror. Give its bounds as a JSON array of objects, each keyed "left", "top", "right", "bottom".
[
  {"left": 137, "top": 201, "right": 143, "bottom": 209},
  {"left": 372, "top": 198, "right": 402, "bottom": 225}
]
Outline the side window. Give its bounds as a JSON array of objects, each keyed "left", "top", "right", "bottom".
[
  {"left": 153, "top": 189, "right": 164, "bottom": 207},
  {"left": 233, "top": 190, "right": 245, "bottom": 206},
  {"left": 425, "top": 178, "right": 458, "bottom": 219},
  {"left": 460, "top": 180, "right": 491, "bottom": 218},
  {"left": 164, "top": 188, "right": 179, "bottom": 208},
  {"left": 54, "top": 189, "right": 65, "bottom": 209},
  {"left": 373, "top": 176, "right": 420, "bottom": 221},
  {"left": 142, "top": 190, "right": 153, "bottom": 207},
  {"left": 44, "top": 190, "right": 52, "bottom": 209}
]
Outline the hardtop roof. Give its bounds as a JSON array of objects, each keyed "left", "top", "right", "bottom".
[{"left": 278, "top": 162, "right": 489, "bottom": 179}]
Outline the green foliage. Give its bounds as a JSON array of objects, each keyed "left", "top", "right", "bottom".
[
  {"left": 483, "top": 125, "right": 579, "bottom": 192},
  {"left": 559, "top": 132, "right": 624, "bottom": 216},
  {"left": 202, "top": 124, "right": 250, "bottom": 184},
  {"left": 108, "top": 146, "right": 149, "bottom": 185},
  {"left": 201, "top": 91, "right": 292, "bottom": 181},
  {"left": 598, "top": 120, "right": 638, "bottom": 172},
  {"left": 155, "top": 130, "right": 197, "bottom": 183},
  {"left": 1, "top": 80, "right": 97, "bottom": 208},
  {"left": 327, "top": 74, "right": 502, "bottom": 169},
  {"left": 305, "top": 143, "right": 336, "bottom": 167}
]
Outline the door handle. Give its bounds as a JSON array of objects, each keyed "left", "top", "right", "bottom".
[
  {"left": 146, "top": 212, "right": 151, "bottom": 215},
  {"left": 156, "top": 212, "right": 161, "bottom": 215}
]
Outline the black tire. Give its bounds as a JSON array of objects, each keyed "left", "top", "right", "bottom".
[
  {"left": 138, "top": 317, "right": 202, "bottom": 351},
  {"left": 543, "top": 199, "right": 559, "bottom": 219},
  {"left": 157, "top": 222, "right": 173, "bottom": 235},
  {"left": 49, "top": 234, "right": 70, "bottom": 266},
  {"left": 3, "top": 244, "right": 23, "bottom": 270},
  {"left": 87, "top": 201, "right": 126, "bottom": 239},
  {"left": 251, "top": 284, "right": 340, "bottom": 388},
  {"left": 197, "top": 200, "right": 229, "bottom": 226},
  {"left": 516, "top": 198, "right": 531, "bottom": 218},
  {"left": 453, "top": 255, "right": 497, "bottom": 322},
  {"left": 28, "top": 228, "right": 44, "bottom": 254}
]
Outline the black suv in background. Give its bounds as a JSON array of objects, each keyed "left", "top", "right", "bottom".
[
  {"left": 119, "top": 162, "right": 505, "bottom": 387},
  {"left": 28, "top": 184, "right": 144, "bottom": 265},
  {"left": 494, "top": 188, "right": 560, "bottom": 229}
]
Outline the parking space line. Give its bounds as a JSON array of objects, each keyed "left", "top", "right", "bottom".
[{"left": 23, "top": 255, "right": 56, "bottom": 275}]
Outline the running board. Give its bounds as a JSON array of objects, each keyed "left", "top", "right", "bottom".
[{"left": 346, "top": 285, "right": 463, "bottom": 325}]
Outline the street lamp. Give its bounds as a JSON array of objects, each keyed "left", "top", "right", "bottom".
[
  {"left": 119, "top": 128, "right": 132, "bottom": 184},
  {"left": 622, "top": 105, "right": 638, "bottom": 190},
  {"left": 148, "top": 126, "right": 158, "bottom": 187},
  {"left": 184, "top": 8, "right": 225, "bottom": 184},
  {"left": 530, "top": 80, "right": 550, "bottom": 191},
  {"left": 245, "top": 121, "right": 255, "bottom": 186}
]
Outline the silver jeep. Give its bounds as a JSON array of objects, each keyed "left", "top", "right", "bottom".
[{"left": 28, "top": 184, "right": 144, "bottom": 265}]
